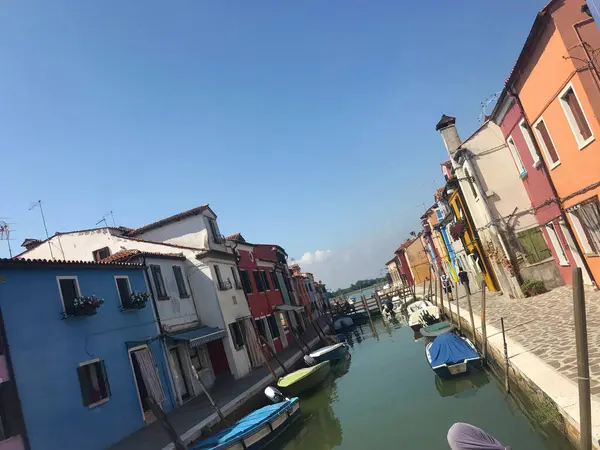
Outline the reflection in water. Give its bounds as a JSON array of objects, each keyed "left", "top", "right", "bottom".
[
  {"left": 412, "top": 329, "right": 422, "bottom": 341},
  {"left": 281, "top": 377, "right": 343, "bottom": 450},
  {"left": 434, "top": 371, "right": 490, "bottom": 398}
]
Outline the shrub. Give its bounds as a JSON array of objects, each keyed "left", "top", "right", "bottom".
[{"left": 521, "top": 279, "right": 547, "bottom": 297}]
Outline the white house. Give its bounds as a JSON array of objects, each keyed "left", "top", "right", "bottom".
[{"left": 16, "top": 205, "right": 254, "bottom": 383}]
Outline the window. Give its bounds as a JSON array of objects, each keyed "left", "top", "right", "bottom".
[
  {"left": 464, "top": 169, "right": 478, "bottom": 199},
  {"left": 115, "top": 276, "right": 132, "bottom": 308},
  {"left": 253, "top": 271, "right": 265, "bottom": 292},
  {"left": 545, "top": 222, "right": 569, "bottom": 266},
  {"left": 569, "top": 198, "right": 600, "bottom": 255},
  {"left": 172, "top": 266, "right": 189, "bottom": 298},
  {"left": 92, "top": 247, "right": 111, "bottom": 262},
  {"left": 559, "top": 84, "right": 593, "bottom": 148},
  {"left": 231, "top": 267, "right": 242, "bottom": 290},
  {"left": 190, "top": 346, "right": 210, "bottom": 372},
  {"left": 260, "top": 271, "right": 271, "bottom": 290},
  {"left": 506, "top": 136, "right": 526, "bottom": 177},
  {"left": 207, "top": 218, "right": 222, "bottom": 244},
  {"left": 77, "top": 359, "right": 110, "bottom": 407},
  {"left": 270, "top": 271, "right": 280, "bottom": 290},
  {"left": 519, "top": 119, "right": 541, "bottom": 166},
  {"left": 240, "top": 270, "right": 253, "bottom": 294},
  {"left": 267, "top": 315, "right": 280, "bottom": 339},
  {"left": 517, "top": 227, "right": 553, "bottom": 264},
  {"left": 278, "top": 312, "right": 289, "bottom": 331},
  {"left": 57, "top": 277, "right": 81, "bottom": 316},
  {"left": 214, "top": 265, "right": 229, "bottom": 290},
  {"left": 307, "top": 282, "right": 313, "bottom": 292},
  {"left": 150, "top": 265, "right": 168, "bottom": 300},
  {"left": 249, "top": 252, "right": 254, "bottom": 262},
  {"left": 255, "top": 318, "right": 267, "bottom": 339},
  {"left": 229, "top": 321, "right": 245, "bottom": 350},
  {"left": 534, "top": 118, "right": 560, "bottom": 167}
]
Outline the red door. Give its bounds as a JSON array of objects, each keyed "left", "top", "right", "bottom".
[{"left": 207, "top": 340, "right": 231, "bottom": 375}]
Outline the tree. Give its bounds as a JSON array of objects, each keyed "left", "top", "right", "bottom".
[{"left": 327, "top": 276, "right": 387, "bottom": 298}]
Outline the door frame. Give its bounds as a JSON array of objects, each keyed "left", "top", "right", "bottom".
[
  {"left": 128, "top": 345, "right": 149, "bottom": 423},
  {"left": 169, "top": 345, "right": 192, "bottom": 402}
]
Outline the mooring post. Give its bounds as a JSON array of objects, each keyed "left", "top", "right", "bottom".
[
  {"left": 455, "top": 281, "right": 462, "bottom": 333},
  {"left": 500, "top": 317, "right": 510, "bottom": 393},
  {"left": 373, "top": 289, "right": 383, "bottom": 314},
  {"left": 439, "top": 276, "right": 445, "bottom": 319},
  {"left": 480, "top": 281, "right": 487, "bottom": 362},
  {"left": 466, "top": 288, "right": 476, "bottom": 348},
  {"left": 259, "top": 335, "right": 289, "bottom": 375},
  {"left": 573, "top": 267, "right": 592, "bottom": 450}
]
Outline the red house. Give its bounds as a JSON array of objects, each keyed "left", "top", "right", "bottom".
[
  {"left": 226, "top": 234, "right": 295, "bottom": 353},
  {"left": 394, "top": 241, "right": 415, "bottom": 287}
]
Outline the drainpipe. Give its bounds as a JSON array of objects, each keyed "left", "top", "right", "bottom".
[
  {"left": 508, "top": 87, "right": 597, "bottom": 286},
  {"left": 0, "top": 306, "right": 31, "bottom": 450}
]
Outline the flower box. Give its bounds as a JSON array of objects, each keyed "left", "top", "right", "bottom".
[
  {"left": 124, "top": 292, "right": 150, "bottom": 311},
  {"left": 68, "top": 295, "right": 104, "bottom": 318}
]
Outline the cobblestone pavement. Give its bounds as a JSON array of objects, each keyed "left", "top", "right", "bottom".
[{"left": 448, "top": 284, "right": 600, "bottom": 397}]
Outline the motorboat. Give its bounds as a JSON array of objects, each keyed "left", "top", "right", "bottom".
[
  {"left": 420, "top": 321, "right": 455, "bottom": 338},
  {"left": 333, "top": 315, "right": 354, "bottom": 331},
  {"left": 405, "top": 300, "right": 432, "bottom": 316},
  {"left": 425, "top": 333, "right": 483, "bottom": 379},
  {"left": 306, "top": 343, "right": 349, "bottom": 364},
  {"left": 408, "top": 305, "right": 440, "bottom": 331},
  {"left": 277, "top": 361, "right": 331, "bottom": 397},
  {"left": 192, "top": 387, "right": 300, "bottom": 449}
]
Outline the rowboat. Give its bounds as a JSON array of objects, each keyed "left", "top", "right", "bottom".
[
  {"left": 425, "top": 333, "right": 482, "bottom": 379},
  {"left": 420, "top": 321, "right": 455, "bottom": 338},
  {"left": 192, "top": 394, "right": 300, "bottom": 449},
  {"left": 277, "top": 361, "right": 331, "bottom": 397},
  {"left": 308, "top": 343, "right": 349, "bottom": 364},
  {"left": 408, "top": 305, "right": 440, "bottom": 331}
]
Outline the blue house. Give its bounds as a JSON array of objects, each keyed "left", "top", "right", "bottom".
[{"left": 0, "top": 258, "right": 174, "bottom": 450}]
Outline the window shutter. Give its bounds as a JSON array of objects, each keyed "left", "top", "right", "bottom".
[{"left": 77, "top": 366, "right": 93, "bottom": 407}]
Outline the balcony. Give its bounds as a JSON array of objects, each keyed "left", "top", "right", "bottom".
[{"left": 218, "top": 280, "right": 232, "bottom": 291}]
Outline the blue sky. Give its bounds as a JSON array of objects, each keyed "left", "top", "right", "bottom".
[{"left": 1, "top": 0, "right": 544, "bottom": 288}]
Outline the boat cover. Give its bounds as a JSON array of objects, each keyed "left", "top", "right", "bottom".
[
  {"left": 423, "top": 321, "right": 452, "bottom": 332},
  {"left": 447, "top": 422, "right": 507, "bottom": 449},
  {"left": 192, "top": 399, "right": 298, "bottom": 449},
  {"left": 429, "top": 333, "right": 479, "bottom": 367}
]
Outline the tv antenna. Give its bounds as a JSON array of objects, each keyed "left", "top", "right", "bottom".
[
  {"left": 0, "top": 221, "right": 12, "bottom": 257},
  {"left": 479, "top": 92, "right": 501, "bottom": 123},
  {"left": 96, "top": 211, "right": 116, "bottom": 227},
  {"left": 29, "top": 200, "right": 54, "bottom": 259}
]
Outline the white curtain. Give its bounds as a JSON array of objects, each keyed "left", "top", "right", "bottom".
[
  {"left": 242, "top": 318, "right": 264, "bottom": 368},
  {"left": 133, "top": 348, "right": 166, "bottom": 404}
]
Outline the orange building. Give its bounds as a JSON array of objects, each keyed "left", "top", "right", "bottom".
[
  {"left": 509, "top": 0, "right": 600, "bottom": 286},
  {"left": 404, "top": 234, "right": 431, "bottom": 285}
]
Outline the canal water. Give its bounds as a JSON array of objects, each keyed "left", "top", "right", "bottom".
[{"left": 276, "top": 316, "right": 572, "bottom": 450}]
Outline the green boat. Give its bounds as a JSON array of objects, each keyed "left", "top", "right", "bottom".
[
  {"left": 420, "top": 321, "right": 455, "bottom": 338},
  {"left": 277, "top": 361, "right": 331, "bottom": 397}
]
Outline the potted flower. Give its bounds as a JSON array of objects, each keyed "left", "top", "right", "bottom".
[
  {"left": 449, "top": 219, "right": 466, "bottom": 241},
  {"left": 128, "top": 292, "right": 150, "bottom": 310},
  {"left": 71, "top": 295, "right": 104, "bottom": 316}
]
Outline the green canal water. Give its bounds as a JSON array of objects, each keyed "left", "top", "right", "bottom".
[{"left": 276, "top": 317, "right": 572, "bottom": 450}]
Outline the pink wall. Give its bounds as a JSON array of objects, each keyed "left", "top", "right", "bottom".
[
  {"left": 0, "top": 436, "right": 24, "bottom": 450},
  {"left": 395, "top": 251, "right": 414, "bottom": 286},
  {"left": 497, "top": 99, "right": 574, "bottom": 284}
]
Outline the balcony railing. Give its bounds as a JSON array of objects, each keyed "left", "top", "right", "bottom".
[{"left": 218, "top": 279, "right": 232, "bottom": 291}]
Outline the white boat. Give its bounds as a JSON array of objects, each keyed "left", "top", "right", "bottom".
[
  {"left": 408, "top": 305, "right": 440, "bottom": 331},
  {"left": 406, "top": 300, "right": 432, "bottom": 316}
]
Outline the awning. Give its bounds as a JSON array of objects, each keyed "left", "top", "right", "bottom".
[
  {"left": 274, "top": 304, "right": 305, "bottom": 312},
  {"left": 167, "top": 327, "right": 226, "bottom": 348}
]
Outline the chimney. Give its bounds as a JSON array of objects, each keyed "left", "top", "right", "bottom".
[
  {"left": 21, "top": 238, "right": 42, "bottom": 251},
  {"left": 435, "top": 114, "right": 461, "bottom": 155}
]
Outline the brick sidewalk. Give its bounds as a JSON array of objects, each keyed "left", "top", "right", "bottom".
[
  {"left": 109, "top": 316, "right": 329, "bottom": 450},
  {"left": 448, "top": 284, "right": 600, "bottom": 396}
]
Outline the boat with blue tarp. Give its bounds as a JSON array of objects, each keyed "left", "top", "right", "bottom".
[
  {"left": 191, "top": 397, "right": 301, "bottom": 449},
  {"left": 425, "top": 333, "right": 482, "bottom": 378}
]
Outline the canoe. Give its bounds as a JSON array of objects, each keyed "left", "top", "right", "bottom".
[
  {"left": 277, "top": 361, "right": 331, "bottom": 397},
  {"left": 309, "top": 343, "right": 349, "bottom": 363},
  {"left": 425, "top": 333, "right": 483, "bottom": 379},
  {"left": 408, "top": 305, "right": 441, "bottom": 331},
  {"left": 420, "top": 321, "right": 455, "bottom": 337},
  {"left": 191, "top": 398, "right": 301, "bottom": 449}
]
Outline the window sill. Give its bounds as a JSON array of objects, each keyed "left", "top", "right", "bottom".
[
  {"left": 532, "top": 159, "right": 542, "bottom": 169},
  {"left": 549, "top": 161, "right": 561, "bottom": 170},
  {"left": 578, "top": 137, "right": 595, "bottom": 151},
  {"left": 585, "top": 253, "right": 599, "bottom": 258},
  {"left": 88, "top": 397, "right": 110, "bottom": 409},
  {"left": 157, "top": 296, "right": 170, "bottom": 301}
]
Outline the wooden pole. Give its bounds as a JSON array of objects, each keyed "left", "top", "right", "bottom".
[
  {"left": 285, "top": 312, "right": 308, "bottom": 355},
  {"left": 422, "top": 279, "right": 427, "bottom": 299},
  {"left": 192, "top": 366, "right": 227, "bottom": 423},
  {"left": 480, "top": 281, "right": 487, "bottom": 362},
  {"left": 259, "top": 335, "right": 289, "bottom": 375},
  {"left": 500, "top": 317, "right": 510, "bottom": 394},
  {"left": 466, "top": 288, "right": 476, "bottom": 348},
  {"left": 439, "top": 276, "right": 445, "bottom": 319},
  {"left": 147, "top": 397, "right": 187, "bottom": 450},
  {"left": 573, "top": 267, "right": 592, "bottom": 450},
  {"left": 361, "top": 295, "right": 377, "bottom": 337},
  {"left": 455, "top": 281, "right": 462, "bottom": 333},
  {"left": 434, "top": 276, "right": 438, "bottom": 305},
  {"left": 373, "top": 290, "right": 383, "bottom": 314}
]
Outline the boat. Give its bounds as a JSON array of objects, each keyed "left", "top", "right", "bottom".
[
  {"left": 192, "top": 388, "right": 301, "bottom": 449},
  {"left": 307, "top": 343, "right": 349, "bottom": 364},
  {"left": 333, "top": 315, "right": 354, "bottom": 331},
  {"left": 408, "top": 305, "right": 440, "bottom": 331},
  {"left": 425, "top": 333, "right": 483, "bottom": 379},
  {"left": 405, "top": 300, "right": 432, "bottom": 316},
  {"left": 277, "top": 361, "right": 331, "bottom": 396},
  {"left": 420, "top": 321, "right": 455, "bottom": 338}
]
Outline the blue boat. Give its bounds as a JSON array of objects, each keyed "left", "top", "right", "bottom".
[
  {"left": 308, "top": 343, "right": 349, "bottom": 363},
  {"left": 191, "top": 397, "right": 301, "bottom": 449},
  {"left": 425, "top": 333, "right": 483, "bottom": 379}
]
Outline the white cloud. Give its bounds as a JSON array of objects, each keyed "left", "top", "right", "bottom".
[{"left": 296, "top": 249, "right": 332, "bottom": 265}]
